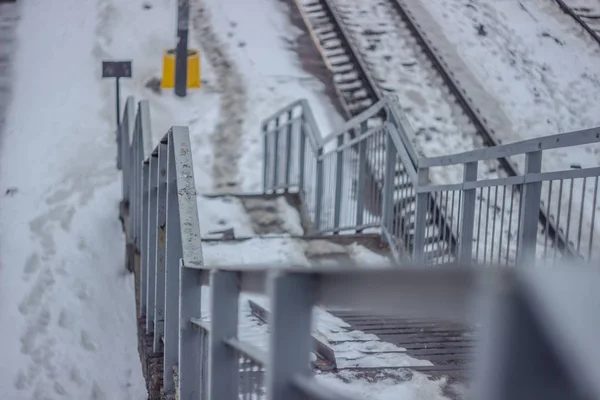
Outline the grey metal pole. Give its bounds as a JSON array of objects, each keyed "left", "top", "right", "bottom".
[
  {"left": 175, "top": 0, "right": 189, "bottom": 97},
  {"left": 115, "top": 77, "right": 121, "bottom": 128}
]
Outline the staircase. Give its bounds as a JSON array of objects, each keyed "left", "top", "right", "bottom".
[
  {"left": 118, "top": 86, "right": 600, "bottom": 398},
  {"left": 135, "top": 192, "right": 436, "bottom": 398},
  {"left": 198, "top": 192, "right": 393, "bottom": 268}
]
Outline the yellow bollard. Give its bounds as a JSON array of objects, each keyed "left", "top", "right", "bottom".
[
  {"left": 187, "top": 49, "right": 201, "bottom": 88},
  {"left": 161, "top": 49, "right": 201, "bottom": 89}
]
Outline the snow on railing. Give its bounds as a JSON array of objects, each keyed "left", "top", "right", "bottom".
[{"left": 262, "top": 97, "right": 600, "bottom": 266}]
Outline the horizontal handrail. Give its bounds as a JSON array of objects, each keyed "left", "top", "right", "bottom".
[
  {"left": 417, "top": 166, "right": 600, "bottom": 193},
  {"left": 262, "top": 95, "right": 600, "bottom": 265},
  {"left": 420, "top": 126, "right": 600, "bottom": 168},
  {"left": 320, "top": 97, "right": 389, "bottom": 145},
  {"left": 262, "top": 98, "right": 307, "bottom": 128}
]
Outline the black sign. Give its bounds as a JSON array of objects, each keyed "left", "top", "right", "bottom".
[{"left": 102, "top": 61, "right": 132, "bottom": 78}]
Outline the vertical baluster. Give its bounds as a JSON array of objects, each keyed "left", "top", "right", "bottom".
[
  {"left": 178, "top": 265, "right": 203, "bottom": 399},
  {"left": 267, "top": 272, "right": 314, "bottom": 400},
  {"left": 163, "top": 130, "right": 183, "bottom": 394},
  {"left": 285, "top": 109, "right": 294, "bottom": 189},
  {"left": 458, "top": 161, "right": 478, "bottom": 264},
  {"left": 208, "top": 270, "right": 239, "bottom": 400},
  {"left": 516, "top": 151, "right": 542, "bottom": 266},
  {"left": 153, "top": 139, "right": 168, "bottom": 351},
  {"left": 412, "top": 167, "right": 429, "bottom": 263},
  {"left": 140, "top": 161, "right": 150, "bottom": 317},
  {"left": 146, "top": 153, "right": 159, "bottom": 333},
  {"left": 356, "top": 121, "right": 368, "bottom": 231}
]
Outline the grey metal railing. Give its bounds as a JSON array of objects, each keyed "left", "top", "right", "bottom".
[
  {"left": 262, "top": 97, "right": 600, "bottom": 266},
  {"left": 119, "top": 97, "right": 359, "bottom": 399},
  {"left": 118, "top": 97, "right": 600, "bottom": 400}
]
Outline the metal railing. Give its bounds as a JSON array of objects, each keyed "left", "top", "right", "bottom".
[
  {"left": 118, "top": 96, "right": 600, "bottom": 400},
  {"left": 262, "top": 96, "right": 600, "bottom": 266},
  {"left": 118, "top": 96, "right": 360, "bottom": 399}
]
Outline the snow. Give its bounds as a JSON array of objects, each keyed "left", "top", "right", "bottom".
[
  {"left": 202, "top": 238, "right": 310, "bottom": 267},
  {"left": 316, "top": 370, "right": 450, "bottom": 400},
  {"left": 0, "top": 0, "right": 460, "bottom": 398},
  {"left": 0, "top": 0, "right": 343, "bottom": 398},
  {"left": 407, "top": 0, "right": 600, "bottom": 262},
  {"left": 323, "top": 0, "right": 600, "bottom": 263},
  {"left": 415, "top": 0, "right": 600, "bottom": 161},
  {"left": 0, "top": 1, "right": 17, "bottom": 134},
  {"left": 197, "top": 199, "right": 447, "bottom": 397},
  {"left": 191, "top": 0, "right": 345, "bottom": 193},
  {"left": 275, "top": 196, "right": 306, "bottom": 236},
  {"left": 327, "top": 0, "right": 488, "bottom": 186},
  {"left": 0, "top": 0, "right": 146, "bottom": 398},
  {"left": 198, "top": 196, "right": 256, "bottom": 237},
  {"left": 562, "top": 0, "right": 600, "bottom": 34},
  {"left": 347, "top": 243, "right": 393, "bottom": 266}
]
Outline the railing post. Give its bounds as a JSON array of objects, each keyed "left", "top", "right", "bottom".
[
  {"left": 121, "top": 110, "right": 129, "bottom": 203},
  {"left": 356, "top": 121, "right": 368, "bottom": 230},
  {"left": 412, "top": 167, "right": 430, "bottom": 263},
  {"left": 117, "top": 122, "right": 122, "bottom": 170},
  {"left": 121, "top": 97, "right": 135, "bottom": 204},
  {"left": 333, "top": 134, "right": 344, "bottom": 232},
  {"left": 315, "top": 148, "right": 324, "bottom": 232},
  {"left": 146, "top": 153, "right": 159, "bottom": 333},
  {"left": 129, "top": 118, "right": 138, "bottom": 245},
  {"left": 154, "top": 140, "right": 168, "bottom": 352},
  {"left": 459, "top": 161, "right": 478, "bottom": 264},
  {"left": 382, "top": 129, "right": 397, "bottom": 234},
  {"left": 208, "top": 270, "right": 239, "bottom": 400},
  {"left": 163, "top": 134, "right": 183, "bottom": 394},
  {"left": 140, "top": 161, "right": 150, "bottom": 315},
  {"left": 273, "top": 118, "right": 280, "bottom": 189},
  {"left": 138, "top": 101, "right": 153, "bottom": 246},
  {"left": 131, "top": 113, "right": 142, "bottom": 239},
  {"left": 178, "top": 265, "right": 203, "bottom": 399},
  {"left": 133, "top": 108, "right": 144, "bottom": 248},
  {"left": 517, "top": 151, "right": 543, "bottom": 266},
  {"left": 298, "top": 118, "right": 307, "bottom": 191},
  {"left": 267, "top": 272, "right": 314, "bottom": 400},
  {"left": 263, "top": 122, "right": 270, "bottom": 193},
  {"left": 285, "top": 109, "right": 294, "bottom": 190}
]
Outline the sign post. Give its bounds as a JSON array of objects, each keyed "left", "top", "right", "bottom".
[
  {"left": 102, "top": 60, "right": 132, "bottom": 129},
  {"left": 175, "top": 0, "right": 189, "bottom": 97}
]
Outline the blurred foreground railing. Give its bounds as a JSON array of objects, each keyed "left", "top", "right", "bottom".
[{"left": 262, "top": 97, "right": 600, "bottom": 266}]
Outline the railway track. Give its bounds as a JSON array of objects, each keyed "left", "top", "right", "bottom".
[
  {"left": 294, "top": 0, "right": 574, "bottom": 260},
  {"left": 295, "top": 0, "right": 458, "bottom": 261},
  {"left": 553, "top": 0, "right": 600, "bottom": 45}
]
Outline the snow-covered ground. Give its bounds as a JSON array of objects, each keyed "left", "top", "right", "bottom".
[
  {"left": 405, "top": 0, "right": 600, "bottom": 261},
  {"left": 321, "top": 0, "right": 600, "bottom": 263},
  {"left": 0, "top": 0, "right": 345, "bottom": 398},
  {"left": 1, "top": 0, "right": 451, "bottom": 397},
  {"left": 188, "top": 0, "right": 345, "bottom": 193},
  {"left": 561, "top": 0, "right": 600, "bottom": 35},
  {"left": 0, "top": 1, "right": 17, "bottom": 135},
  {"left": 0, "top": 0, "right": 146, "bottom": 398},
  {"left": 413, "top": 0, "right": 600, "bottom": 171},
  {"left": 327, "top": 0, "right": 509, "bottom": 185}
]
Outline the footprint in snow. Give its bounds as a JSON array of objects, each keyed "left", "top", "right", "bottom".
[{"left": 80, "top": 330, "right": 97, "bottom": 352}]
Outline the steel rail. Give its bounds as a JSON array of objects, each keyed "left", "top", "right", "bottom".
[
  {"left": 295, "top": 0, "right": 458, "bottom": 258},
  {"left": 553, "top": 0, "right": 600, "bottom": 46}
]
